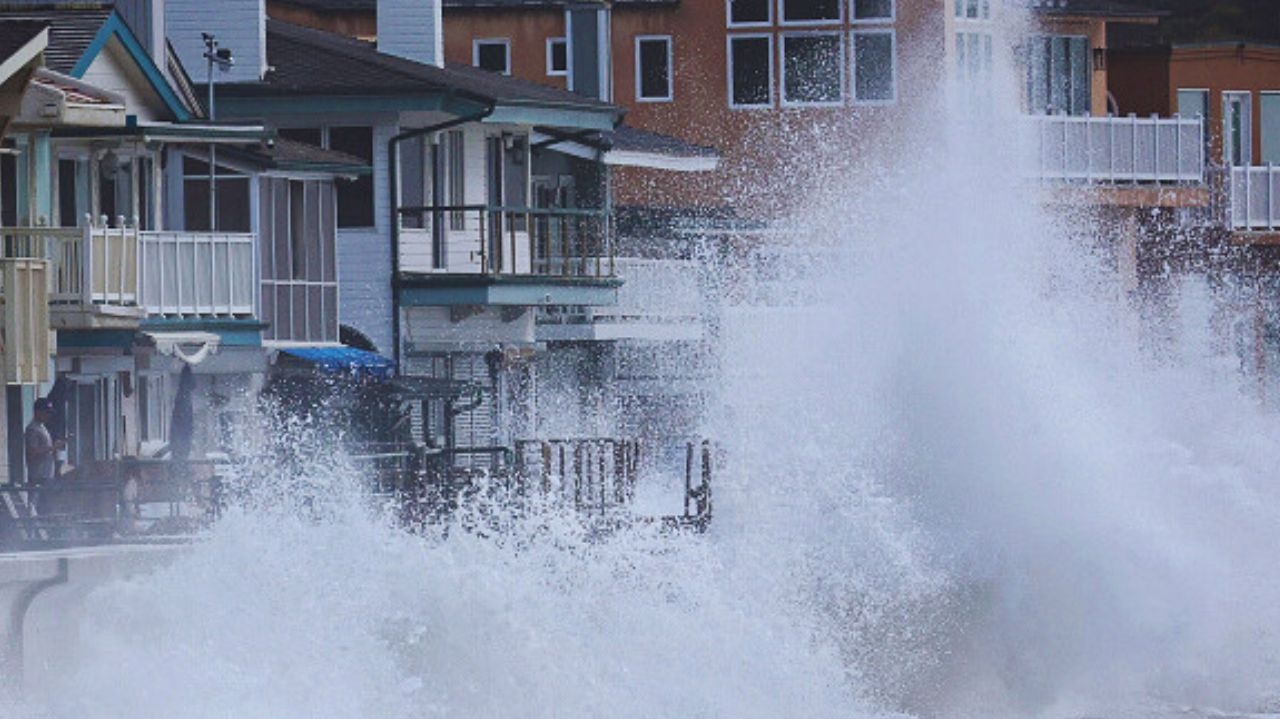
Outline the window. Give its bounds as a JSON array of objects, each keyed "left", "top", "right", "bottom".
[
  {"left": 782, "top": 33, "right": 843, "bottom": 105},
  {"left": 955, "top": 0, "right": 990, "bottom": 20},
  {"left": 781, "top": 0, "right": 841, "bottom": 24},
  {"left": 955, "top": 31, "right": 992, "bottom": 88},
  {"left": 289, "top": 180, "right": 306, "bottom": 278},
  {"left": 1178, "top": 88, "right": 1210, "bottom": 152},
  {"left": 182, "top": 155, "right": 251, "bottom": 232},
  {"left": 852, "top": 30, "right": 893, "bottom": 102},
  {"left": 328, "top": 126, "right": 375, "bottom": 228},
  {"left": 138, "top": 373, "right": 169, "bottom": 444},
  {"left": 474, "top": 39, "right": 510, "bottom": 74},
  {"left": 728, "top": 0, "right": 770, "bottom": 25},
  {"left": 852, "top": 0, "right": 892, "bottom": 21},
  {"left": 636, "top": 36, "right": 673, "bottom": 102},
  {"left": 1224, "top": 91, "right": 1253, "bottom": 167},
  {"left": 728, "top": 35, "right": 773, "bottom": 107},
  {"left": 1262, "top": 93, "right": 1280, "bottom": 164},
  {"left": 547, "top": 37, "right": 567, "bottom": 76},
  {"left": 1024, "top": 35, "right": 1089, "bottom": 115}
]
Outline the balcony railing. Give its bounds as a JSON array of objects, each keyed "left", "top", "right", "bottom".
[
  {"left": 0, "top": 219, "right": 257, "bottom": 318},
  {"left": 1227, "top": 165, "right": 1280, "bottom": 231},
  {"left": 138, "top": 229, "right": 256, "bottom": 315},
  {"left": 398, "top": 205, "right": 613, "bottom": 279},
  {"left": 0, "top": 257, "right": 50, "bottom": 384},
  {"left": 1027, "top": 114, "right": 1204, "bottom": 184},
  {"left": 538, "top": 258, "right": 703, "bottom": 341}
]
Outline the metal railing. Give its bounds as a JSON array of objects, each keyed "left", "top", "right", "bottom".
[
  {"left": 398, "top": 205, "right": 614, "bottom": 279},
  {"left": 1227, "top": 165, "right": 1280, "bottom": 231},
  {"left": 1027, "top": 114, "right": 1204, "bottom": 184}
]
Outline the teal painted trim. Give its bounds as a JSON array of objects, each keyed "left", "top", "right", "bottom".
[
  {"left": 57, "top": 329, "right": 136, "bottom": 350},
  {"left": 70, "top": 13, "right": 192, "bottom": 122},
  {"left": 32, "top": 132, "right": 50, "bottom": 224},
  {"left": 399, "top": 281, "right": 618, "bottom": 307},
  {"left": 485, "top": 105, "right": 616, "bottom": 132},
  {"left": 140, "top": 318, "right": 266, "bottom": 347},
  {"left": 217, "top": 94, "right": 468, "bottom": 118}
]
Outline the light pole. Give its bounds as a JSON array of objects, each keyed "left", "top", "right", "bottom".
[{"left": 202, "top": 33, "right": 233, "bottom": 230}]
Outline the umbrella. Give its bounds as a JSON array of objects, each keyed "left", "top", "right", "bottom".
[{"left": 169, "top": 364, "right": 195, "bottom": 462}]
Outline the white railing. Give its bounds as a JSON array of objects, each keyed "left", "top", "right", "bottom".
[
  {"left": 0, "top": 224, "right": 135, "bottom": 306},
  {"left": 538, "top": 258, "right": 704, "bottom": 341},
  {"left": 139, "top": 230, "right": 256, "bottom": 316},
  {"left": 1228, "top": 165, "right": 1280, "bottom": 231},
  {"left": 0, "top": 258, "right": 50, "bottom": 384},
  {"left": 1027, "top": 114, "right": 1204, "bottom": 183}
]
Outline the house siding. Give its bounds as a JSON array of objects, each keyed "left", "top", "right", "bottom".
[
  {"left": 377, "top": 0, "right": 442, "bottom": 67},
  {"left": 80, "top": 39, "right": 168, "bottom": 122},
  {"left": 335, "top": 120, "right": 395, "bottom": 355},
  {"left": 166, "top": 0, "right": 266, "bottom": 85}
]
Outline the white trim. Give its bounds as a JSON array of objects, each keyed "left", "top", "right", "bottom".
[
  {"left": 778, "top": 0, "right": 843, "bottom": 26},
  {"left": 605, "top": 150, "right": 718, "bottom": 172},
  {"left": 726, "top": 0, "right": 773, "bottom": 28},
  {"left": 855, "top": 0, "right": 896, "bottom": 22},
  {"left": 851, "top": 28, "right": 895, "bottom": 105},
  {"left": 0, "top": 27, "right": 46, "bottom": 88},
  {"left": 472, "top": 38, "right": 511, "bottom": 75},
  {"left": 1223, "top": 90, "right": 1254, "bottom": 167},
  {"left": 779, "top": 31, "right": 845, "bottom": 108},
  {"left": 727, "top": 33, "right": 775, "bottom": 109},
  {"left": 546, "top": 37, "right": 568, "bottom": 76},
  {"left": 635, "top": 35, "right": 673, "bottom": 103}
]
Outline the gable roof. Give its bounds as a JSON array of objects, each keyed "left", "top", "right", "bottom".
[
  {"left": 218, "top": 20, "right": 621, "bottom": 130},
  {"left": 0, "top": 5, "right": 191, "bottom": 120}
]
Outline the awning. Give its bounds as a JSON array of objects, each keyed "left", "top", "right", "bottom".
[{"left": 278, "top": 346, "right": 395, "bottom": 380}]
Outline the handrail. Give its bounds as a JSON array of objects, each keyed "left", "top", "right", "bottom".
[
  {"left": 1027, "top": 113, "right": 1204, "bottom": 184},
  {"left": 397, "top": 204, "right": 614, "bottom": 278}
]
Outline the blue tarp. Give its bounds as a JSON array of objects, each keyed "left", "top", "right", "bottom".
[{"left": 280, "top": 346, "right": 396, "bottom": 380}]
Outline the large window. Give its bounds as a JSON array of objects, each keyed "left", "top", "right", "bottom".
[
  {"left": 547, "top": 37, "right": 567, "bottom": 76},
  {"left": 636, "top": 36, "right": 673, "bottom": 102},
  {"left": 782, "top": 0, "right": 842, "bottom": 24},
  {"left": 728, "top": 0, "right": 770, "bottom": 25},
  {"left": 782, "top": 33, "right": 843, "bottom": 105},
  {"left": 1025, "top": 34, "right": 1089, "bottom": 116},
  {"left": 852, "top": 30, "right": 893, "bottom": 102},
  {"left": 473, "top": 39, "right": 510, "bottom": 74},
  {"left": 328, "top": 126, "right": 375, "bottom": 228},
  {"left": 729, "top": 35, "right": 773, "bottom": 107},
  {"left": 1177, "top": 88, "right": 1210, "bottom": 152},
  {"left": 182, "top": 155, "right": 251, "bottom": 232}
]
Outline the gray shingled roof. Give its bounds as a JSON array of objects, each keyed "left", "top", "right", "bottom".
[
  {"left": 0, "top": 5, "right": 111, "bottom": 74},
  {"left": 607, "top": 126, "right": 717, "bottom": 158},
  {"left": 220, "top": 19, "right": 619, "bottom": 118},
  {"left": 0, "top": 19, "right": 46, "bottom": 64},
  {"left": 223, "top": 136, "right": 372, "bottom": 174}
]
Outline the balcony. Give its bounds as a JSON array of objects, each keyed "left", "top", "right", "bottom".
[
  {"left": 1027, "top": 114, "right": 1204, "bottom": 184},
  {"left": 1227, "top": 165, "right": 1280, "bottom": 231},
  {"left": 537, "top": 258, "right": 704, "bottom": 342},
  {"left": 397, "top": 205, "right": 619, "bottom": 307},
  {"left": 0, "top": 220, "right": 257, "bottom": 330}
]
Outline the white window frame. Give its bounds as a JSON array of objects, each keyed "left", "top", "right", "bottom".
[
  {"left": 1223, "top": 90, "right": 1254, "bottom": 167},
  {"left": 546, "top": 37, "right": 568, "bottom": 76},
  {"left": 635, "top": 35, "right": 674, "bottom": 103},
  {"left": 954, "top": 0, "right": 990, "bottom": 21},
  {"left": 850, "top": 0, "right": 894, "bottom": 23},
  {"left": 778, "top": 0, "right": 843, "bottom": 27},
  {"left": 726, "top": 0, "right": 773, "bottom": 28},
  {"left": 473, "top": 38, "right": 511, "bottom": 75},
  {"left": 779, "top": 31, "right": 846, "bottom": 108},
  {"left": 727, "top": 33, "right": 775, "bottom": 109},
  {"left": 851, "top": 29, "right": 895, "bottom": 105}
]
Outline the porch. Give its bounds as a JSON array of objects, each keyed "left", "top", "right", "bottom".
[
  {"left": 1027, "top": 114, "right": 1204, "bottom": 184},
  {"left": 0, "top": 218, "right": 257, "bottom": 327}
]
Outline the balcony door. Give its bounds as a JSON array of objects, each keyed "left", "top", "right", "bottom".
[{"left": 1224, "top": 91, "right": 1253, "bottom": 167}]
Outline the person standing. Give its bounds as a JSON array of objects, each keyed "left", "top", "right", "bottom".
[{"left": 25, "top": 398, "right": 65, "bottom": 488}]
